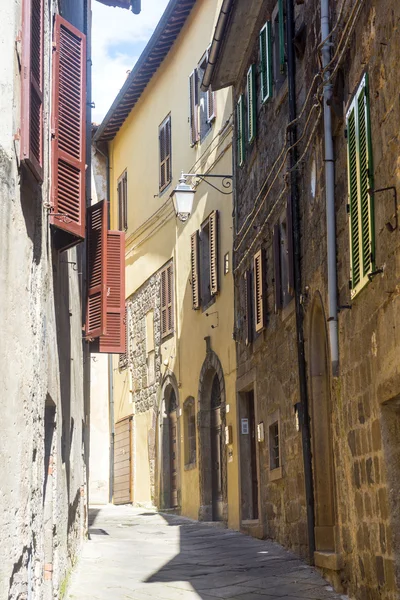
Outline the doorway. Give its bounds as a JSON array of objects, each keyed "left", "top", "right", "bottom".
[
  {"left": 211, "top": 374, "right": 223, "bottom": 521},
  {"left": 168, "top": 390, "right": 178, "bottom": 508},
  {"left": 160, "top": 382, "right": 180, "bottom": 510},
  {"left": 310, "top": 296, "right": 336, "bottom": 555},
  {"left": 239, "top": 390, "right": 259, "bottom": 521}
]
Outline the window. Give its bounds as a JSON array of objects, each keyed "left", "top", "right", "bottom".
[
  {"left": 259, "top": 21, "right": 273, "bottom": 103},
  {"left": 160, "top": 262, "right": 174, "bottom": 338},
  {"left": 236, "top": 95, "right": 245, "bottom": 166},
  {"left": 273, "top": 204, "right": 294, "bottom": 312},
  {"left": 159, "top": 115, "right": 171, "bottom": 192},
  {"left": 244, "top": 269, "right": 254, "bottom": 345},
  {"left": 268, "top": 409, "right": 282, "bottom": 481},
  {"left": 272, "top": 0, "right": 286, "bottom": 93},
  {"left": 191, "top": 211, "right": 219, "bottom": 310},
  {"left": 184, "top": 398, "right": 196, "bottom": 467},
  {"left": 346, "top": 74, "right": 374, "bottom": 298},
  {"left": 253, "top": 249, "right": 266, "bottom": 332},
  {"left": 246, "top": 65, "right": 257, "bottom": 143},
  {"left": 189, "top": 51, "right": 216, "bottom": 146},
  {"left": 117, "top": 171, "right": 128, "bottom": 231}
]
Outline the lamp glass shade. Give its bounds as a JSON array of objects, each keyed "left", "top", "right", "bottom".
[{"left": 172, "top": 181, "right": 195, "bottom": 221}]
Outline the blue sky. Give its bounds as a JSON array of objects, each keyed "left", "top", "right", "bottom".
[{"left": 92, "top": 0, "right": 169, "bottom": 124}]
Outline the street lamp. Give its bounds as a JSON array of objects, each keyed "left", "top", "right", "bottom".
[{"left": 171, "top": 171, "right": 233, "bottom": 222}]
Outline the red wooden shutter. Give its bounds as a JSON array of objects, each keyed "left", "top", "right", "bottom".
[
  {"left": 161, "top": 268, "right": 167, "bottom": 336},
  {"left": 51, "top": 15, "right": 86, "bottom": 240},
  {"left": 167, "top": 263, "right": 174, "bottom": 334},
  {"left": 86, "top": 201, "right": 108, "bottom": 338},
  {"left": 286, "top": 198, "right": 294, "bottom": 295},
  {"left": 209, "top": 210, "right": 219, "bottom": 296},
  {"left": 21, "top": 0, "right": 44, "bottom": 182},
  {"left": 245, "top": 270, "right": 253, "bottom": 345},
  {"left": 191, "top": 231, "right": 200, "bottom": 309},
  {"left": 254, "top": 249, "right": 265, "bottom": 332},
  {"left": 273, "top": 223, "right": 282, "bottom": 312},
  {"left": 99, "top": 231, "right": 126, "bottom": 353}
]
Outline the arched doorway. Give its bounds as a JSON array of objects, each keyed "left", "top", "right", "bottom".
[
  {"left": 198, "top": 351, "right": 227, "bottom": 522},
  {"left": 159, "top": 378, "right": 180, "bottom": 510},
  {"left": 309, "top": 294, "right": 337, "bottom": 556}
]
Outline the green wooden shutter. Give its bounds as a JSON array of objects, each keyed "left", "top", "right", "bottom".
[
  {"left": 260, "top": 21, "right": 273, "bottom": 103},
  {"left": 237, "top": 95, "right": 245, "bottom": 166},
  {"left": 346, "top": 74, "right": 374, "bottom": 298},
  {"left": 247, "top": 65, "right": 257, "bottom": 143},
  {"left": 278, "top": 0, "right": 285, "bottom": 73}
]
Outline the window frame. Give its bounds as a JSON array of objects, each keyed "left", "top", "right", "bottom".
[
  {"left": 117, "top": 170, "right": 128, "bottom": 231},
  {"left": 159, "top": 114, "right": 172, "bottom": 193},
  {"left": 236, "top": 94, "right": 245, "bottom": 167},
  {"left": 268, "top": 410, "right": 282, "bottom": 481},
  {"left": 259, "top": 20, "right": 273, "bottom": 103}
]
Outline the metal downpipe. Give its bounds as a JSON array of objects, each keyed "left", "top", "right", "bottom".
[{"left": 321, "top": 0, "right": 339, "bottom": 376}]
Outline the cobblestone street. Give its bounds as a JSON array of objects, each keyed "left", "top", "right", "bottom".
[{"left": 67, "top": 506, "right": 345, "bottom": 600}]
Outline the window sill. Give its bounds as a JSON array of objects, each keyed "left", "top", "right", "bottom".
[
  {"left": 201, "top": 295, "right": 216, "bottom": 313},
  {"left": 269, "top": 466, "right": 283, "bottom": 482},
  {"left": 184, "top": 462, "right": 197, "bottom": 471},
  {"left": 161, "top": 330, "right": 174, "bottom": 342},
  {"left": 350, "top": 273, "right": 371, "bottom": 300},
  {"left": 159, "top": 180, "right": 172, "bottom": 197}
]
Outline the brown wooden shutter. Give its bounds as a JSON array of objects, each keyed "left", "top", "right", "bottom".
[
  {"left": 286, "top": 198, "right": 294, "bottom": 295},
  {"left": 118, "top": 172, "right": 128, "bottom": 231},
  {"left": 117, "top": 179, "right": 123, "bottom": 231},
  {"left": 209, "top": 210, "right": 219, "bottom": 296},
  {"left": 21, "top": 0, "right": 44, "bottom": 182},
  {"left": 191, "top": 231, "right": 200, "bottom": 309},
  {"left": 51, "top": 15, "right": 86, "bottom": 240},
  {"left": 161, "top": 263, "right": 174, "bottom": 337},
  {"left": 159, "top": 116, "right": 171, "bottom": 192},
  {"left": 99, "top": 231, "right": 126, "bottom": 353},
  {"left": 273, "top": 223, "right": 282, "bottom": 312},
  {"left": 245, "top": 270, "right": 253, "bottom": 345},
  {"left": 254, "top": 249, "right": 265, "bottom": 332},
  {"left": 207, "top": 88, "right": 216, "bottom": 122},
  {"left": 189, "top": 70, "right": 199, "bottom": 145},
  {"left": 86, "top": 200, "right": 108, "bottom": 339}
]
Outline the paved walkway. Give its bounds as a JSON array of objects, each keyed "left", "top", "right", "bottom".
[{"left": 67, "top": 505, "right": 344, "bottom": 600}]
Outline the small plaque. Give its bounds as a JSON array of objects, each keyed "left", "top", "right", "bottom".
[{"left": 241, "top": 418, "right": 249, "bottom": 435}]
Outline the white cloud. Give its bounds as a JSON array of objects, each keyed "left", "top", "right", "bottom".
[{"left": 91, "top": 0, "right": 169, "bottom": 123}]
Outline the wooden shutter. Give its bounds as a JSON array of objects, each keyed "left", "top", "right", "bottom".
[
  {"left": 247, "top": 65, "right": 256, "bottom": 143},
  {"left": 161, "top": 263, "right": 174, "bottom": 337},
  {"left": 273, "top": 223, "right": 282, "bottom": 312},
  {"left": 245, "top": 270, "right": 253, "bottom": 345},
  {"left": 254, "top": 249, "right": 265, "bottom": 332},
  {"left": 347, "top": 74, "right": 374, "bottom": 298},
  {"left": 21, "top": 0, "right": 44, "bottom": 182},
  {"left": 278, "top": 0, "right": 285, "bottom": 73},
  {"left": 191, "top": 231, "right": 200, "bottom": 309},
  {"left": 286, "top": 198, "right": 294, "bottom": 295},
  {"left": 260, "top": 21, "right": 273, "bottom": 103},
  {"left": 189, "top": 70, "right": 199, "bottom": 145},
  {"left": 118, "top": 172, "right": 128, "bottom": 231},
  {"left": 86, "top": 201, "right": 108, "bottom": 339},
  {"left": 237, "top": 95, "right": 245, "bottom": 167},
  {"left": 159, "top": 116, "right": 171, "bottom": 192},
  {"left": 207, "top": 88, "right": 216, "bottom": 122},
  {"left": 209, "top": 210, "right": 219, "bottom": 296},
  {"left": 99, "top": 231, "right": 126, "bottom": 353},
  {"left": 51, "top": 15, "right": 86, "bottom": 240}
]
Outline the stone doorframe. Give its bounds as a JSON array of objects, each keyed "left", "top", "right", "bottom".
[
  {"left": 156, "top": 371, "right": 181, "bottom": 511},
  {"left": 197, "top": 347, "right": 228, "bottom": 523}
]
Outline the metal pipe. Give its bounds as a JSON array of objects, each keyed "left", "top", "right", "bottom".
[
  {"left": 201, "top": 0, "right": 233, "bottom": 92},
  {"left": 321, "top": 0, "right": 339, "bottom": 376},
  {"left": 286, "top": 0, "right": 315, "bottom": 563},
  {"left": 108, "top": 354, "right": 115, "bottom": 503}
]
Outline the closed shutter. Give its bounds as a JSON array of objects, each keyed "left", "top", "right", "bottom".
[
  {"left": 278, "top": 0, "right": 285, "bottom": 73},
  {"left": 86, "top": 200, "right": 108, "bottom": 339},
  {"left": 191, "top": 231, "right": 200, "bottom": 309},
  {"left": 51, "top": 15, "right": 86, "bottom": 241},
  {"left": 189, "top": 70, "right": 199, "bottom": 145},
  {"left": 245, "top": 269, "right": 253, "bottom": 346},
  {"left": 254, "top": 249, "right": 265, "bottom": 332},
  {"left": 247, "top": 65, "right": 256, "bottom": 143},
  {"left": 260, "top": 21, "right": 273, "bottom": 103},
  {"left": 21, "top": 0, "right": 44, "bottom": 182},
  {"left": 159, "top": 116, "right": 171, "bottom": 192},
  {"left": 346, "top": 74, "right": 374, "bottom": 298},
  {"left": 273, "top": 223, "right": 282, "bottom": 312},
  {"left": 161, "top": 263, "right": 174, "bottom": 337},
  {"left": 118, "top": 172, "right": 128, "bottom": 231},
  {"left": 207, "top": 88, "right": 216, "bottom": 122},
  {"left": 98, "top": 231, "right": 126, "bottom": 353},
  {"left": 237, "top": 95, "right": 245, "bottom": 167},
  {"left": 286, "top": 198, "right": 294, "bottom": 295},
  {"left": 114, "top": 416, "right": 132, "bottom": 505},
  {"left": 209, "top": 210, "right": 219, "bottom": 296}
]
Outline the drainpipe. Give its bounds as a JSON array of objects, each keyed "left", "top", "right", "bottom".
[
  {"left": 108, "top": 354, "right": 115, "bottom": 503},
  {"left": 286, "top": 0, "right": 315, "bottom": 563},
  {"left": 321, "top": 0, "right": 339, "bottom": 376}
]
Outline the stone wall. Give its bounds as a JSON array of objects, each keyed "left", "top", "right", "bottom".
[{"left": 232, "top": 0, "right": 400, "bottom": 598}]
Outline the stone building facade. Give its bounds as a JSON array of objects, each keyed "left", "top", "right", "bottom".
[{"left": 206, "top": 0, "right": 400, "bottom": 598}]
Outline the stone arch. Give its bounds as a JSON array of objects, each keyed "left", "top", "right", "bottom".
[
  {"left": 157, "top": 372, "right": 181, "bottom": 510},
  {"left": 309, "top": 293, "right": 337, "bottom": 556},
  {"left": 197, "top": 349, "right": 227, "bottom": 522}
]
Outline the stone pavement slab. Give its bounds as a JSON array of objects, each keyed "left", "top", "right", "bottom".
[{"left": 66, "top": 505, "right": 345, "bottom": 600}]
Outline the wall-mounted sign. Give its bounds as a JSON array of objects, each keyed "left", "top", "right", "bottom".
[
  {"left": 257, "top": 421, "right": 265, "bottom": 443},
  {"left": 241, "top": 418, "right": 249, "bottom": 435}
]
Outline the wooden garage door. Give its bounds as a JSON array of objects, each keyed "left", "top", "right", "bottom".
[{"left": 114, "top": 416, "right": 132, "bottom": 505}]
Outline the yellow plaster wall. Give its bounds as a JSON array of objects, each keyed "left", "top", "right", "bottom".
[{"left": 108, "top": 0, "right": 239, "bottom": 529}]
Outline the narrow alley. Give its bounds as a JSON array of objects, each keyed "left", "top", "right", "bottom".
[{"left": 67, "top": 506, "right": 343, "bottom": 600}]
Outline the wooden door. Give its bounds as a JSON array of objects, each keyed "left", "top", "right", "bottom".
[
  {"left": 211, "top": 407, "right": 223, "bottom": 521},
  {"left": 114, "top": 416, "right": 132, "bottom": 505},
  {"left": 169, "top": 411, "right": 178, "bottom": 508},
  {"left": 248, "top": 392, "right": 259, "bottom": 519}
]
